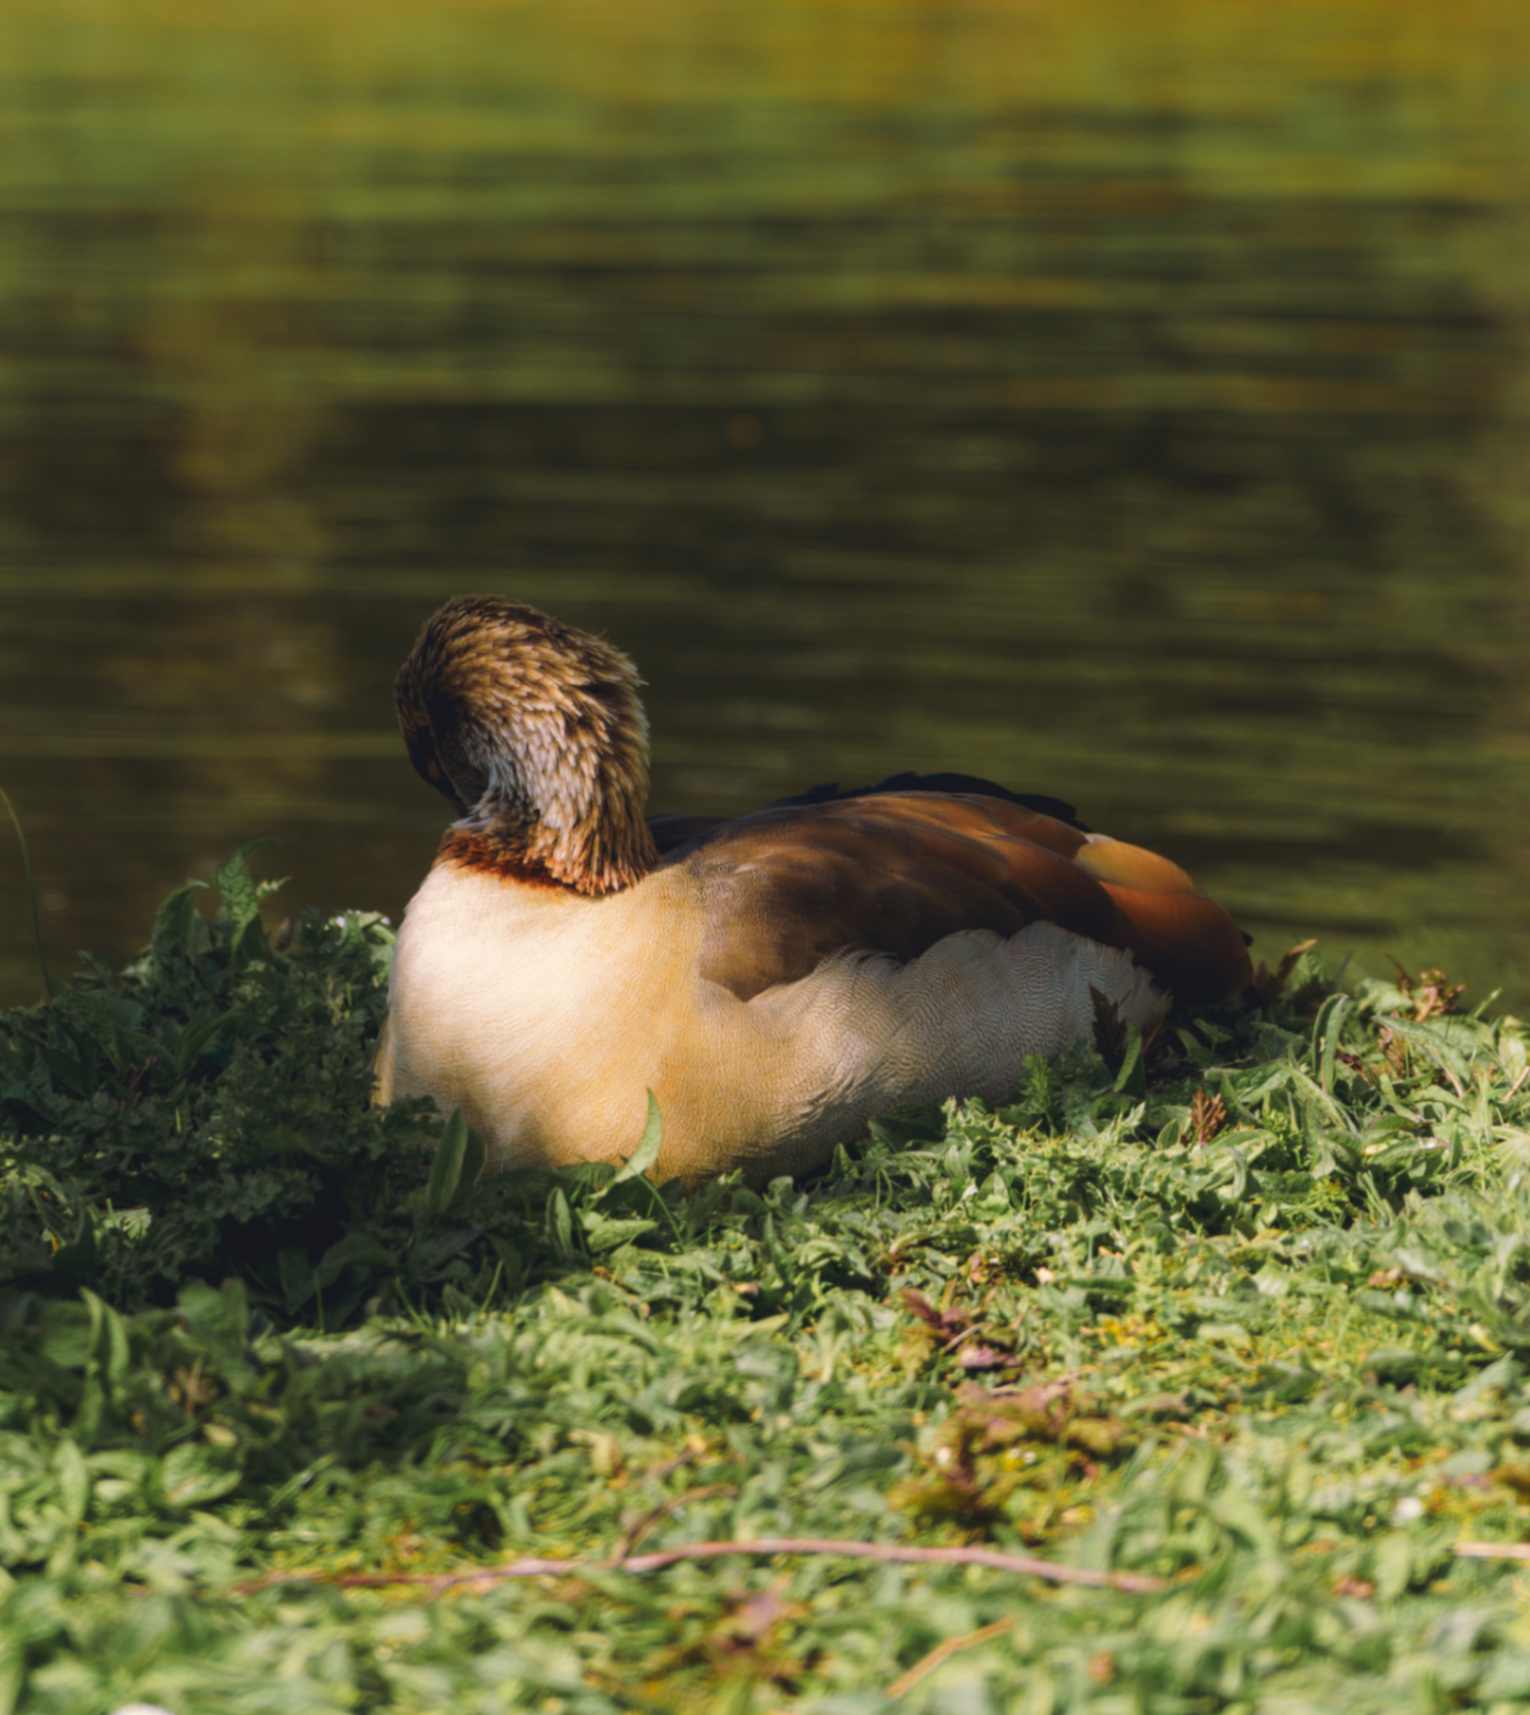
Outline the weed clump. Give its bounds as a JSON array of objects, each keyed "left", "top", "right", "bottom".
[{"left": 0, "top": 852, "right": 428, "bottom": 1315}]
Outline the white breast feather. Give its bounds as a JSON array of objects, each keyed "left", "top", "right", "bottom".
[{"left": 380, "top": 863, "right": 1165, "bottom": 1180}]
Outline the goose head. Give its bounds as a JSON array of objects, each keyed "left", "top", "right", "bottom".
[{"left": 394, "top": 595, "right": 658, "bottom": 896}]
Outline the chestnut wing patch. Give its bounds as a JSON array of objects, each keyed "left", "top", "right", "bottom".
[{"left": 677, "top": 791, "right": 1249, "bottom": 1005}]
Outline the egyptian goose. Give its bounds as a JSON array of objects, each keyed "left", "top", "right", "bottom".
[{"left": 375, "top": 597, "right": 1251, "bottom": 1181}]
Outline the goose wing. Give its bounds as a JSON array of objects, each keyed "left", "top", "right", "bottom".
[{"left": 672, "top": 789, "right": 1250, "bottom": 1005}]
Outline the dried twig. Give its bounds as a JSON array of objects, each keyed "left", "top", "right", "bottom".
[
  {"left": 887, "top": 1616, "right": 1016, "bottom": 1698},
  {"left": 608, "top": 1484, "right": 737, "bottom": 1565},
  {"left": 236, "top": 1537, "right": 1166, "bottom": 1597},
  {"left": 1455, "top": 1541, "right": 1530, "bottom": 1563}
]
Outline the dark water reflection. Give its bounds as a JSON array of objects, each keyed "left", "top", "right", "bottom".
[{"left": 2, "top": 1, "right": 1529, "bottom": 1005}]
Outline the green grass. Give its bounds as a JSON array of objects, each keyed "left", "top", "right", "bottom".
[{"left": 6, "top": 858, "right": 1530, "bottom": 1713}]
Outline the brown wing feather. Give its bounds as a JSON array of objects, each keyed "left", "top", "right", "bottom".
[{"left": 675, "top": 791, "right": 1249, "bottom": 1005}]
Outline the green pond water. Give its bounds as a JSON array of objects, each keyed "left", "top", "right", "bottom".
[{"left": 2, "top": 0, "right": 1529, "bottom": 1008}]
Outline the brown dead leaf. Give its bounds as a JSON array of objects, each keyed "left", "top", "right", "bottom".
[
  {"left": 713, "top": 1582, "right": 803, "bottom": 1654},
  {"left": 956, "top": 1380, "right": 1128, "bottom": 1459},
  {"left": 901, "top": 1288, "right": 970, "bottom": 1339},
  {"left": 957, "top": 1345, "right": 1015, "bottom": 1373},
  {"left": 1389, "top": 958, "right": 1466, "bottom": 1021},
  {"left": 902, "top": 1289, "right": 1018, "bottom": 1373},
  {"left": 168, "top": 1363, "right": 218, "bottom": 1416},
  {"left": 1251, "top": 937, "right": 1319, "bottom": 1007},
  {"left": 1189, "top": 1088, "right": 1227, "bottom": 1145},
  {"left": 1377, "top": 1025, "right": 1409, "bottom": 1079}
]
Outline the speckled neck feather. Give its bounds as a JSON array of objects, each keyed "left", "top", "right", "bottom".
[{"left": 395, "top": 596, "right": 659, "bottom": 896}]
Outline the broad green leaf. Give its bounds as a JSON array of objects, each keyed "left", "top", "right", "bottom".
[
  {"left": 213, "top": 843, "right": 271, "bottom": 931},
  {"left": 611, "top": 1090, "right": 664, "bottom": 1184},
  {"left": 230, "top": 911, "right": 269, "bottom": 967},
  {"left": 1112, "top": 1026, "right": 1145, "bottom": 1095},
  {"left": 0, "top": 1633, "right": 23, "bottom": 1715},
  {"left": 313, "top": 1230, "right": 398, "bottom": 1290},
  {"left": 547, "top": 1187, "right": 574, "bottom": 1253},
  {"left": 158, "top": 1443, "right": 240, "bottom": 1510},
  {"left": 278, "top": 1248, "right": 316, "bottom": 1313},
  {"left": 82, "top": 1289, "right": 130, "bottom": 1386},
  {"left": 171, "top": 1013, "right": 227, "bottom": 1077},
  {"left": 425, "top": 1109, "right": 471, "bottom": 1215},
  {"left": 1317, "top": 993, "right": 1351, "bottom": 1093},
  {"left": 149, "top": 881, "right": 210, "bottom": 962},
  {"left": 581, "top": 1212, "right": 659, "bottom": 1255},
  {"left": 52, "top": 1441, "right": 89, "bottom": 1524}
]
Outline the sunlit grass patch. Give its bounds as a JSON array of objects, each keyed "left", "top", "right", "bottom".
[{"left": 6, "top": 859, "right": 1530, "bottom": 1710}]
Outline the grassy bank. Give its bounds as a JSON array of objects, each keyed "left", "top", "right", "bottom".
[{"left": 5, "top": 859, "right": 1530, "bottom": 1713}]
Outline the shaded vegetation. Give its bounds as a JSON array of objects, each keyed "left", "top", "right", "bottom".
[{"left": 6, "top": 861, "right": 1530, "bottom": 1710}]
